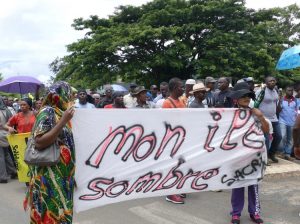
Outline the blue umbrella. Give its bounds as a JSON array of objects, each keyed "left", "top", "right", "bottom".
[
  {"left": 111, "top": 84, "right": 128, "bottom": 92},
  {"left": 276, "top": 45, "right": 300, "bottom": 70}
]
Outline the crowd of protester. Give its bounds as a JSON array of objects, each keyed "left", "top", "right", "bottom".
[
  {"left": 72, "top": 76, "right": 300, "bottom": 224},
  {"left": 74, "top": 76, "right": 299, "bottom": 164},
  {"left": 0, "top": 76, "right": 299, "bottom": 224}
]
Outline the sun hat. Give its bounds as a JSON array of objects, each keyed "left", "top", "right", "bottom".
[
  {"left": 229, "top": 82, "right": 255, "bottom": 99},
  {"left": 189, "top": 83, "right": 210, "bottom": 94},
  {"left": 132, "top": 86, "right": 147, "bottom": 96}
]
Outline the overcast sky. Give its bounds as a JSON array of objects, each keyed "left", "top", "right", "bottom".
[{"left": 0, "top": 0, "right": 299, "bottom": 83}]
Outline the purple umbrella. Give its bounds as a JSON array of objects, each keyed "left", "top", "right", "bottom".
[{"left": 0, "top": 75, "right": 44, "bottom": 94}]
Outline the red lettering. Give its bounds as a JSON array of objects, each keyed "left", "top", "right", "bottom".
[
  {"left": 126, "top": 172, "right": 162, "bottom": 195},
  {"left": 106, "top": 181, "right": 129, "bottom": 198},
  {"left": 220, "top": 109, "right": 251, "bottom": 150},
  {"left": 155, "top": 124, "right": 186, "bottom": 160},
  {"left": 79, "top": 178, "right": 113, "bottom": 200}
]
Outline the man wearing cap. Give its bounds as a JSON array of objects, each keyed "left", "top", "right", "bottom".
[
  {"left": 124, "top": 83, "right": 137, "bottom": 108},
  {"left": 204, "top": 77, "right": 217, "bottom": 108},
  {"left": 97, "top": 85, "right": 114, "bottom": 108},
  {"left": 132, "top": 86, "right": 155, "bottom": 109},
  {"left": 180, "top": 79, "right": 196, "bottom": 106},
  {"left": 74, "top": 89, "right": 96, "bottom": 109},
  {"left": 188, "top": 83, "right": 209, "bottom": 108}
]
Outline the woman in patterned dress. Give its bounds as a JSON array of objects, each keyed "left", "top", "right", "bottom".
[{"left": 24, "top": 81, "right": 76, "bottom": 224}]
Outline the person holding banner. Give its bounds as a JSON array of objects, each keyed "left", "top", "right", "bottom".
[
  {"left": 104, "top": 91, "right": 126, "bottom": 109},
  {"left": 5, "top": 98, "right": 35, "bottom": 184},
  {"left": 229, "top": 82, "right": 269, "bottom": 224},
  {"left": 5, "top": 98, "right": 36, "bottom": 134},
  {"left": 162, "top": 77, "right": 187, "bottom": 204},
  {"left": 0, "top": 96, "right": 16, "bottom": 183},
  {"left": 24, "top": 81, "right": 75, "bottom": 224}
]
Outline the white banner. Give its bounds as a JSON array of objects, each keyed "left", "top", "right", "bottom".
[{"left": 73, "top": 108, "right": 267, "bottom": 212}]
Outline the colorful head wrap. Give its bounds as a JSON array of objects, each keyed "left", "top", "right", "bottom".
[{"left": 43, "top": 81, "right": 72, "bottom": 111}]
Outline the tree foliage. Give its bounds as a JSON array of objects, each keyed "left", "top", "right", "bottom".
[{"left": 50, "top": 0, "right": 300, "bottom": 88}]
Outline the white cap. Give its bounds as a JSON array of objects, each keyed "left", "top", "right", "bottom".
[
  {"left": 237, "top": 77, "right": 254, "bottom": 83},
  {"left": 186, "top": 79, "right": 196, "bottom": 85}
]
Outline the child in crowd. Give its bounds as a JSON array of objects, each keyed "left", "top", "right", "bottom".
[{"left": 229, "top": 82, "right": 269, "bottom": 224}]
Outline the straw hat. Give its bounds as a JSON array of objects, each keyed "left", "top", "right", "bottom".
[{"left": 189, "top": 83, "right": 209, "bottom": 94}]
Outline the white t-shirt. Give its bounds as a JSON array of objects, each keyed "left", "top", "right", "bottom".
[
  {"left": 74, "top": 102, "right": 95, "bottom": 109},
  {"left": 124, "top": 94, "right": 137, "bottom": 108},
  {"left": 155, "top": 99, "right": 165, "bottom": 108}
]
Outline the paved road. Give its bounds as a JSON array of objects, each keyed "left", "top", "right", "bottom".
[{"left": 1, "top": 175, "right": 300, "bottom": 224}]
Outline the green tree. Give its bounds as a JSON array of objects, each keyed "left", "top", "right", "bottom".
[{"left": 51, "top": 0, "right": 300, "bottom": 88}]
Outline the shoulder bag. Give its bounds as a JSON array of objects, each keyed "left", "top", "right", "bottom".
[
  {"left": 24, "top": 109, "right": 60, "bottom": 166},
  {"left": 166, "top": 97, "right": 177, "bottom": 108},
  {"left": 24, "top": 136, "right": 60, "bottom": 166}
]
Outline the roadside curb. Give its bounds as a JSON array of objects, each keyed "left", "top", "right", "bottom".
[{"left": 264, "top": 158, "right": 300, "bottom": 179}]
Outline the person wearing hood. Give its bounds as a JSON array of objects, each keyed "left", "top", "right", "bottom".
[{"left": 24, "top": 81, "right": 76, "bottom": 224}]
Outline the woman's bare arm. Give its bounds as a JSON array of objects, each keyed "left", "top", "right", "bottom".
[{"left": 251, "top": 108, "right": 270, "bottom": 134}]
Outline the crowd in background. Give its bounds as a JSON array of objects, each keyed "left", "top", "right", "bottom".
[
  {"left": 74, "top": 76, "right": 299, "bottom": 164},
  {"left": 0, "top": 76, "right": 299, "bottom": 224}
]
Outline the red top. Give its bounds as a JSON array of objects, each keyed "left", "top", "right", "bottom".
[
  {"left": 162, "top": 97, "right": 186, "bottom": 108},
  {"left": 104, "top": 104, "right": 114, "bottom": 109},
  {"left": 8, "top": 112, "right": 36, "bottom": 133},
  {"left": 104, "top": 104, "right": 127, "bottom": 109}
]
